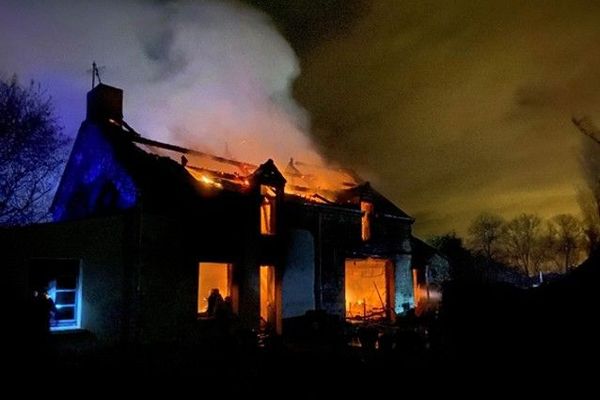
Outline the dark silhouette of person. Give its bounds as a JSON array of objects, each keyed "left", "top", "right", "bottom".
[
  {"left": 27, "top": 286, "right": 57, "bottom": 363},
  {"left": 216, "top": 295, "right": 234, "bottom": 320},
  {"left": 206, "top": 288, "right": 223, "bottom": 317},
  {"left": 215, "top": 296, "right": 238, "bottom": 347},
  {"left": 29, "top": 288, "right": 57, "bottom": 336}
]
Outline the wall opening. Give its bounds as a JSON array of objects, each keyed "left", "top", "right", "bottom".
[
  {"left": 361, "top": 201, "right": 374, "bottom": 241},
  {"left": 345, "top": 258, "right": 394, "bottom": 321},
  {"left": 198, "top": 262, "right": 232, "bottom": 316},
  {"left": 260, "top": 185, "right": 277, "bottom": 235},
  {"left": 260, "top": 265, "right": 276, "bottom": 330}
]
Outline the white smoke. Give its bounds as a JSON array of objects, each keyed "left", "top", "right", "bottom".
[{"left": 0, "top": 0, "right": 321, "bottom": 165}]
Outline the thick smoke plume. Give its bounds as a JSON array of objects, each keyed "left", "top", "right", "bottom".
[{"left": 0, "top": 0, "right": 321, "bottom": 165}]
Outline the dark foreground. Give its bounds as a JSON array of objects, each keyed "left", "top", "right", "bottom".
[{"left": 10, "top": 253, "right": 600, "bottom": 389}]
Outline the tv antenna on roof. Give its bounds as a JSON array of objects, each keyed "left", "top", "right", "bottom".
[{"left": 88, "top": 61, "right": 105, "bottom": 89}]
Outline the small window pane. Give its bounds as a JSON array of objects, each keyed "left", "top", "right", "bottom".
[
  {"left": 56, "top": 306, "right": 75, "bottom": 320},
  {"left": 57, "top": 275, "right": 77, "bottom": 289},
  {"left": 56, "top": 291, "right": 76, "bottom": 305}
]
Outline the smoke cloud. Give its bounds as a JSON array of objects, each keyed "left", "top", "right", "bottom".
[{"left": 0, "top": 0, "right": 321, "bottom": 165}]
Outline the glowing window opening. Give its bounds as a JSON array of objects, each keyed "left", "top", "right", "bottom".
[
  {"left": 197, "top": 262, "right": 232, "bottom": 316},
  {"left": 260, "top": 185, "right": 277, "bottom": 235},
  {"left": 361, "top": 201, "right": 374, "bottom": 241},
  {"left": 260, "top": 265, "right": 276, "bottom": 330},
  {"left": 345, "top": 258, "right": 393, "bottom": 321}
]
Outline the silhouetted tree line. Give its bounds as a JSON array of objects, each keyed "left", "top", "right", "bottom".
[
  {"left": 427, "top": 232, "right": 527, "bottom": 287},
  {"left": 433, "top": 120, "right": 599, "bottom": 282},
  {"left": 429, "top": 209, "right": 599, "bottom": 285}
]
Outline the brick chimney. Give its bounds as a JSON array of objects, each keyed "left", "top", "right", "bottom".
[{"left": 86, "top": 83, "right": 123, "bottom": 125}]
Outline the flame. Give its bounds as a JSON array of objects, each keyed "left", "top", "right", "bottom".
[
  {"left": 200, "top": 174, "right": 222, "bottom": 188},
  {"left": 283, "top": 159, "right": 358, "bottom": 202},
  {"left": 184, "top": 166, "right": 224, "bottom": 189}
]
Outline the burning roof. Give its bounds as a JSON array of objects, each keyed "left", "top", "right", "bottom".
[{"left": 131, "top": 133, "right": 362, "bottom": 204}]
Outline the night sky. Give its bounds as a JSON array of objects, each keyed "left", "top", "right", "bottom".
[{"left": 2, "top": 0, "right": 599, "bottom": 236}]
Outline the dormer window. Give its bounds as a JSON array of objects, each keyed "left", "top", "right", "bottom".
[
  {"left": 361, "top": 201, "right": 373, "bottom": 241},
  {"left": 260, "top": 185, "right": 277, "bottom": 235}
]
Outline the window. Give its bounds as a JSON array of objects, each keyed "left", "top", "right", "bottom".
[
  {"left": 361, "top": 201, "right": 374, "bottom": 241},
  {"left": 29, "top": 259, "right": 82, "bottom": 331},
  {"left": 260, "top": 185, "right": 277, "bottom": 235},
  {"left": 197, "top": 262, "right": 232, "bottom": 316}
]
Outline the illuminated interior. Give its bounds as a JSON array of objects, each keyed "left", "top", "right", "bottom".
[
  {"left": 260, "top": 185, "right": 277, "bottom": 235},
  {"left": 345, "top": 258, "right": 393, "bottom": 320},
  {"left": 197, "top": 262, "right": 231, "bottom": 314},
  {"left": 361, "top": 201, "right": 374, "bottom": 241},
  {"left": 260, "top": 265, "right": 275, "bottom": 329}
]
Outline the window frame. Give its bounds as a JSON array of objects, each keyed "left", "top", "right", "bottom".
[{"left": 29, "top": 258, "right": 83, "bottom": 331}]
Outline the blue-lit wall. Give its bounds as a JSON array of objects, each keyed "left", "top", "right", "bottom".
[
  {"left": 282, "top": 229, "right": 315, "bottom": 318},
  {"left": 52, "top": 122, "right": 137, "bottom": 221}
]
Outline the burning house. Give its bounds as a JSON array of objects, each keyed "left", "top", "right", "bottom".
[{"left": 4, "top": 84, "right": 448, "bottom": 348}]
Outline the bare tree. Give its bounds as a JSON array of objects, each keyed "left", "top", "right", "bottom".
[
  {"left": 502, "top": 214, "right": 543, "bottom": 276},
  {"left": 0, "top": 76, "right": 66, "bottom": 225},
  {"left": 545, "top": 214, "right": 583, "bottom": 273},
  {"left": 467, "top": 212, "right": 505, "bottom": 262}
]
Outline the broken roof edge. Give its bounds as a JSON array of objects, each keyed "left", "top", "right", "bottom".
[
  {"left": 337, "top": 182, "right": 414, "bottom": 220},
  {"left": 126, "top": 130, "right": 257, "bottom": 171},
  {"left": 122, "top": 126, "right": 361, "bottom": 192}
]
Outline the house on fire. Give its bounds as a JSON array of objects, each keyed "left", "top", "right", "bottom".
[{"left": 4, "top": 83, "right": 448, "bottom": 347}]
